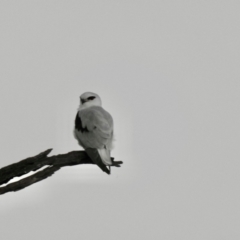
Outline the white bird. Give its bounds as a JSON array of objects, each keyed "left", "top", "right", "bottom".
[{"left": 74, "top": 92, "right": 115, "bottom": 174}]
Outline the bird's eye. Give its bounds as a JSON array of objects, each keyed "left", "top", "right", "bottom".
[{"left": 87, "top": 96, "right": 96, "bottom": 100}]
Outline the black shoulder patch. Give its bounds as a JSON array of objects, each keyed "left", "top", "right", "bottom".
[{"left": 75, "top": 113, "right": 89, "bottom": 133}]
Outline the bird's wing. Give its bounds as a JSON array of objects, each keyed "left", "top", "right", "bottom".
[
  {"left": 74, "top": 106, "right": 113, "bottom": 150},
  {"left": 74, "top": 106, "right": 114, "bottom": 170}
]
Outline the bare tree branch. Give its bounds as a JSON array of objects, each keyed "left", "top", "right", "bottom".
[{"left": 0, "top": 149, "right": 122, "bottom": 195}]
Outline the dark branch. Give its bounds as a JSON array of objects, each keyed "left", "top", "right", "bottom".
[{"left": 0, "top": 149, "right": 122, "bottom": 195}]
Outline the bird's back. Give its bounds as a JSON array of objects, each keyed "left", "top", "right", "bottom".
[{"left": 74, "top": 106, "right": 113, "bottom": 150}]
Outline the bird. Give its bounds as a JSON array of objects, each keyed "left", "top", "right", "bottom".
[{"left": 74, "top": 92, "right": 115, "bottom": 174}]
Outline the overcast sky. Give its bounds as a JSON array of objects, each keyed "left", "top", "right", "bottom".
[{"left": 0, "top": 1, "right": 240, "bottom": 239}]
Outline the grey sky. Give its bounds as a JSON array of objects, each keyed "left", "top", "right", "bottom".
[{"left": 0, "top": 1, "right": 240, "bottom": 239}]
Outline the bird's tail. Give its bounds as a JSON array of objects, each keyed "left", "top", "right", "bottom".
[
  {"left": 85, "top": 148, "right": 111, "bottom": 174},
  {"left": 97, "top": 147, "right": 112, "bottom": 166}
]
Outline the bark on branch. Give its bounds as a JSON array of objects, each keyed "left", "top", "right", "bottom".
[{"left": 0, "top": 149, "right": 122, "bottom": 195}]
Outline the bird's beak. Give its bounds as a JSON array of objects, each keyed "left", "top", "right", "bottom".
[{"left": 81, "top": 99, "right": 87, "bottom": 104}]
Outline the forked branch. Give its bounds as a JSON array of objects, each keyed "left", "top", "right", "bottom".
[{"left": 0, "top": 149, "right": 122, "bottom": 195}]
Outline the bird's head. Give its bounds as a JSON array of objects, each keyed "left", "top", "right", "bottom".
[{"left": 79, "top": 92, "right": 102, "bottom": 110}]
